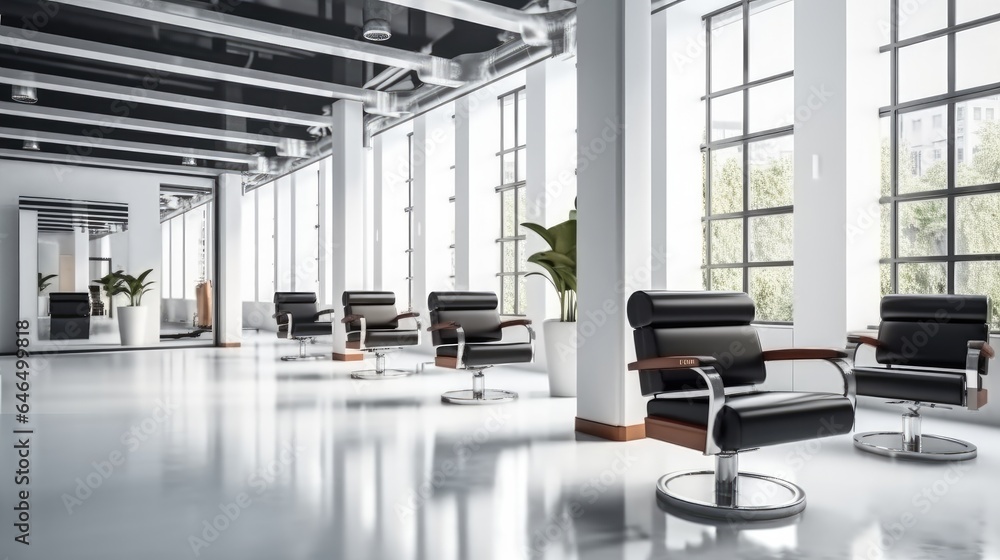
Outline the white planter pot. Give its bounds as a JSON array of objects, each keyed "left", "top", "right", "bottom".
[
  {"left": 117, "top": 306, "right": 148, "bottom": 347},
  {"left": 38, "top": 295, "right": 48, "bottom": 317},
  {"left": 543, "top": 320, "right": 577, "bottom": 397}
]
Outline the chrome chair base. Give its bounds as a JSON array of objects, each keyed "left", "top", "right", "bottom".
[
  {"left": 351, "top": 368, "right": 414, "bottom": 380},
  {"left": 441, "top": 389, "right": 517, "bottom": 405},
  {"left": 656, "top": 470, "right": 806, "bottom": 522},
  {"left": 280, "top": 354, "right": 325, "bottom": 362},
  {"left": 853, "top": 431, "right": 977, "bottom": 461}
]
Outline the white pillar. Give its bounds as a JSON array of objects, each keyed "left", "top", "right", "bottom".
[
  {"left": 454, "top": 93, "right": 500, "bottom": 292},
  {"left": 576, "top": 0, "right": 652, "bottom": 436},
  {"left": 525, "top": 57, "right": 578, "bottom": 369},
  {"left": 329, "top": 100, "right": 367, "bottom": 360},
  {"left": 371, "top": 135, "right": 384, "bottom": 291},
  {"left": 793, "top": 0, "right": 883, "bottom": 391},
  {"left": 18, "top": 209, "right": 38, "bottom": 347},
  {"left": 216, "top": 173, "right": 243, "bottom": 347}
]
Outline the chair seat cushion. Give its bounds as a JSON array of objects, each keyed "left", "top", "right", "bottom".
[
  {"left": 280, "top": 322, "right": 333, "bottom": 337},
  {"left": 854, "top": 366, "right": 967, "bottom": 406},
  {"left": 348, "top": 329, "right": 419, "bottom": 347},
  {"left": 647, "top": 391, "right": 854, "bottom": 451},
  {"left": 437, "top": 342, "right": 533, "bottom": 367}
]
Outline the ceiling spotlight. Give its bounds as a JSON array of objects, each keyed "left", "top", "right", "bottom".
[
  {"left": 363, "top": 0, "right": 392, "bottom": 41},
  {"left": 181, "top": 157, "right": 197, "bottom": 166},
  {"left": 23, "top": 140, "right": 40, "bottom": 151},
  {"left": 12, "top": 85, "right": 38, "bottom": 104}
]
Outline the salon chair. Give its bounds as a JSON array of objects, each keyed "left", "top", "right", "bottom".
[
  {"left": 627, "top": 291, "right": 856, "bottom": 521},
  {"left": 848, "top": 294, "right": 992, "bottom": 461},
  {"left": 427, "top": 291, "right": 533, "bottom": 404},
  {"left": 273, "top": 292, "right": 334, "bottom": 361},
  {"left": 50, "top": 292, "right": 91, "bottom": 340},
  {"left": 341, "top": 291, "right": 421, "bottom": 379}
]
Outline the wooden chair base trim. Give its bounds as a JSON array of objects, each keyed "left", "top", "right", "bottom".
[
  {"left": 346, "top": 341, "right": 361, "bottom": 350},
  {"left": 218, "top": 342, "right": 241, "bottom": 348},
  {"left": 332, "top": 351, "right": 364, "bottom": 362},
  {"left": 644, "top": 416, "right": 707, "bottom": 452},
  {"left": 574, "top": 417, "right": 646, "bottom": 441},
  {"left": 977, "top": 388, "right": 988, "bottom": 409},
  {"left": 435, "top": 357, "right": 459, "bottom": 369}
]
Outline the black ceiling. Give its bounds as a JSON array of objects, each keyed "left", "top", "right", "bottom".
[{"left": 0, "top": 0, "right": 537, "bottom": 172}]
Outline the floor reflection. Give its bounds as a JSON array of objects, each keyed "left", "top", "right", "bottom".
[{"left": 0, "top": 336, "right": 998, "bottom": 560}]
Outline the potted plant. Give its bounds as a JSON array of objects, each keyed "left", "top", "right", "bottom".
[
  {"left": 114, "top": 269, "right": 155, "bottom": 347},
  {"left": 521, "top": 205, "right": 577, "bottom": 397},
  {"left": 94, "top": 271, "right": 125, "bottom": 319},
  {"left": 38, "top": 273, "right": 57, "bottom": 316}
]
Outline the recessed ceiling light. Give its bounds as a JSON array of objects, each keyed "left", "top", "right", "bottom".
[
  {"left": 182, "top": 157, "right": 197, "bottom": 166},
  {"left": 363, "top": 0, "right": 392, "bottom": 41},
  {"left": 12, "top": 85, "right": 38, "bottom": 104},
  {"left": 23, "top": 140, "right": 40, "bottom": 151}
]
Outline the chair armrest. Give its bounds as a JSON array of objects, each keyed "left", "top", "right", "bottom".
[
  {"left": 762, "top": 348, "right": 849, "bottom": 361},
  {"left": 272, "top": 311, "right": 290, "bottom": 320},
  {"left": 970, "top": 340, "right": 995, "bottom": 360},
  {"left": 627, "top": 356, "right": 717, "bottom": 371},
  {"left": 394, "top": 311, "right": 420, "bottom": 321},
  {"left": 341, "top": 314, "right": 363, "bottom": 324},
  {"left": 314, "top": 309, "right": 335, "bottom": 321},
  {"left": 427, "top": 321, "right": 461, "bottom": 332},
  {"left": 499, "top": 319, "right": 532, "bottom": 328},
  {"left": 847, "top": 333, "right": 883, "bottom": 348}
]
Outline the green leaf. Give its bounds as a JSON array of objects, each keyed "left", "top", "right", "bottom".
[{"left": 520, "top": 222, "right": 556, "bottom": 250}]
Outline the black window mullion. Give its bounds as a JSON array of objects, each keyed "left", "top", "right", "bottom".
[
  {"left": 741, "top": 0, "right": 750, "bottom": 295},
  {"left": 705, "top": 14, "right": 714, "bottom": 287}
]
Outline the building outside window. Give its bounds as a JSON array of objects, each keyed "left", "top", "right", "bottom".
[
  {"left": 880, "top": 1, "right": 1000, "bottom": 329},
  {"left": 701, "top": 0, "right": 795, "bottom": 322},
  {"left": 497, "top": 87, "right": 527, "bottom": 315}
]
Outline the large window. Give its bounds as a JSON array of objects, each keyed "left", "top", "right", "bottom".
[
  {"left": 497, "top": 87, "right": 527, "bottom": 315},
  {"left": 702, "top": 0, "right": 795, "bottom": 322},
  {"left": 881, "top": 0, "right": 1000, "bottom": 329}
]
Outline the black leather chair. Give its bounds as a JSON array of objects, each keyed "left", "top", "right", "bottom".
[
  {"left": 627, "top": 291, "right": 856, "bottom": 521},
  {"left": 427, "top": 291, "right": 533, "bottom": 404},
  {"left": 272, "top": 292, "right": 335, "bottom": 361},
  {"left": 848, "top": 294, "right": 993, "bottom": 461},
  {"left": 341, "top": 291, "right": 421, "bottom": 379},
  {"left": 50, "top": 292, "right": 91, "bottom": 340}
]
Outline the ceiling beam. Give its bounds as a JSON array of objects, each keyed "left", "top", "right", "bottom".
[
  {"left": 0, "top": 68, "right": 330, "bottom": 127},
  {"left": 53, "top": 0, "right": 463, "bottom": 87},
  {"left": 0, "top": 148, "right": 221, "bottom": 177},
  {"left": 0, "top": 101, "right": 284, "bottom": 147},
  {"left": 382, "top": 0, "right": 529, "bottom": 33},
  {"left": 0, "top": 29, "right": 383, "bottom": 106},
  {"left": 0, "top": 127, "right": 257, "bottom": 164}
]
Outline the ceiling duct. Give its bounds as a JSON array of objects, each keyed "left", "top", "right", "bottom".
[
  {"left": 12, "top": 85, "right": 37, "bottom": 104},
  {"left": 277, "top": 138, "right": 310, "bottom": 159},
  {"left": 363, "top": 0, "right": 393, "bottom": 41}
]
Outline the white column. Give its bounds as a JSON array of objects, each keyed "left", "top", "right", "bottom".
[
  {"left": 371, "top": 135, "right": 384, "bottom": 291},
  {"left": 18, "top": 209, "right": 38, "bottom": 347},
  {"left": 318, "top": 157, "right": 334, "bottom": 307},
  {"left": 216, "top": 173, "right": 243, "bottom": 347},
  {"left": 793, "top": 0, "right": 883, "bottom": 391},
  {"left": 525, "top": 57, "right": 578, "bottom": 369},
  {"left": 454, "top": 92, "right": 500, "bottom": 292},
  {"left": 576, "top": 0, "right": 652, "bottom": 432},
  {"left": 329, "top": 100, "right": 367, "bottom": 359}
]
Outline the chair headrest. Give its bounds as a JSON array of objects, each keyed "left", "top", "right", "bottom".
[
  {"left": 49, "top": 292, "right": 89, "bottom": 301},
  {"left": 881, "top": 294, "right": 990, "bottom": 324},
  {"left": 273, "top": 292, "right": 317, "bottom": 304},
  {"left": 428, "top": 291, "right": 498, "bottom": 312},
  {"left": 343, "top": 291, "right": 396, "bottom": 306},
  {"left": 627, "top": 291, "right": 755, "bottom": 328}
]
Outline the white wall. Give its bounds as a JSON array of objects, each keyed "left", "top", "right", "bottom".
[{"left": 0, "top": 158, "right": 213, "bottom": 353}]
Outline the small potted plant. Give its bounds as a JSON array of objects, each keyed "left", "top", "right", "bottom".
[
  {"left": 115, "top": 269, "right": 155, "bottom": 346},
  {"left": 522, "top": 204, "right": 577, "bottom": 397},
  {"left": 38, "top": 273, "right": 57, "bottom": 316}
]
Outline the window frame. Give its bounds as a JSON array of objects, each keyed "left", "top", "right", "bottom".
[
  {"left": 701, "top": 0, "right": 795, "bottom": 324},
  {"left": 880, "top": 0, "right": 1000, "bottom": 330},
  {"left": 404, "top": 131, "right": 415, "bottom": 310},
  {"left": 496, "top": 86, "right": 528, "bottom": 316}
]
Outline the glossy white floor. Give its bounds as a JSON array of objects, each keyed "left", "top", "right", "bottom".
[{"left": 1, "top": 336, "right": 999, "bottom": 560}]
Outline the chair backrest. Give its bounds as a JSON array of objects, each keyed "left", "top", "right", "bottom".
[
  {"left": 427, "top": 291, "right": 503, "bottom": 346},
  {"left": 49, "top": 293, "right": 90, "bottom": 318},
  {"left": 343, "top": 291, "right": 399, "bottom": 331},
  {"left": 876, "top": 294, "right": 990, "bottom": 372},
  {"left": 627, "top": 291, "right": 766, "bottom": 395},
  {"left": 273, "top": 292, "right": 318, "bottom": 325}
]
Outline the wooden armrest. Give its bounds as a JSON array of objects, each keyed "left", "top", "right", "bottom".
[
  {"left": 315, "top": 309, "right": 335, "bottom": 320},
  {"left": 341, "top": 314, "right": 362, "bottom": 324},
  {"left": 394, "top": 312, "right": 420, "bottom": 321},
  {"left": 847, "top": 333, "right": 883, "bottom": 348},
  {"left": 427, "top": 321, "right": 460, "bottom": 332},
  {"left": 627, "top": 356, "right": 717, "bottom": 371},
  {"left": 762, "top": 348, "right": 849, "bottom": 361},
  {"left": 499, "top": 319, "right": 532, "bottom": 328},
  {"left": 971, "top": 340, "right": 995, "bottom": 359},
  {"left": 272, "top": 311, "right": 290, "bottom": 320}
]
